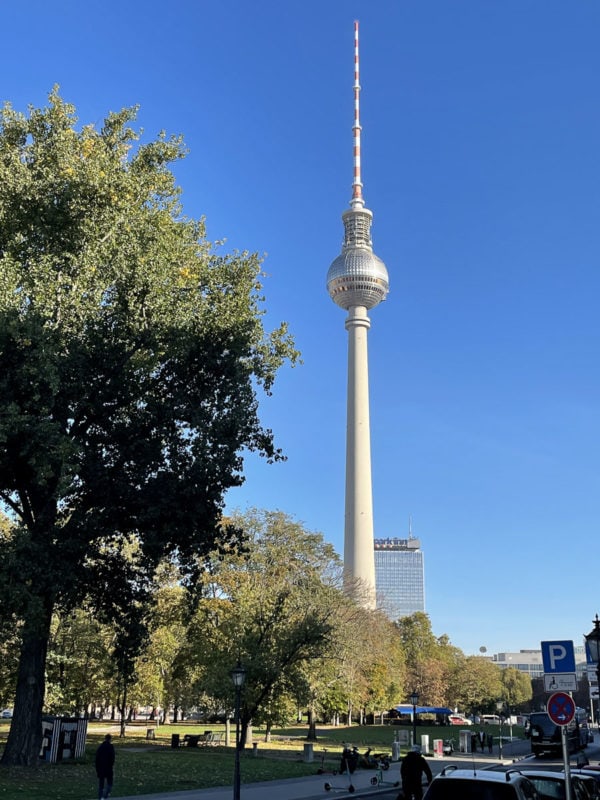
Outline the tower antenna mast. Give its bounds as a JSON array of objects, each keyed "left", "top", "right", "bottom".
[{"left": 351, "top": 20, "right": 364, "bottom": 209}]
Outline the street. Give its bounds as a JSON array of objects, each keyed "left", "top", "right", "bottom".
[{"left": 361, "top": 735, "right": 600, "bottom": 800}]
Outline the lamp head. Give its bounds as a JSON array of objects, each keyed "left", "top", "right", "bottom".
[
  {"left": 410, "top": 690, "right": 419, "bottom": 707},
  {"left": 585, "top": 615, "right": 600, "bottom": 663},
  {"left": 230, "top": 661, "right": 246, "bottom": 689}
]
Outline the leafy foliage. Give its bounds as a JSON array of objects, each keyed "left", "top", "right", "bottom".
[
  {"left": 0, "top": 90, "right": 297, "bottom": 765},
  {"left": 185, "top": 510, "right": 345, "bottom": 744}
]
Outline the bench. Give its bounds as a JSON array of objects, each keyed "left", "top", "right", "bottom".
[
  {"left": 182, "top": 731, "right": 224, "bottom": 747},
  {"left": 183, "top": 734, "right": 202, "bottom": 747}
]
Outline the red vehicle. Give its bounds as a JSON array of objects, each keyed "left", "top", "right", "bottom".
[{"left": 448, "top": 714, "right": 472, "bottom": 726}]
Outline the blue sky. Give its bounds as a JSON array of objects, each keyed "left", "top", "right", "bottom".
[{"left": 3, "top": 1, "right": 600, "bottom": 657}]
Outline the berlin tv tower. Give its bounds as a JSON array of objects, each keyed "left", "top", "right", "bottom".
[{"left": 326, "top": 21, "right": 389, "bottom": 609}]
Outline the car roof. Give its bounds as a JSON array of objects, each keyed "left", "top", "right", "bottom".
[
  {"left": 436, "top": 768, "right": 528, "bottom": 783},
  {"left": 521, "top": 770, "right": 574, "bottom": 778}
]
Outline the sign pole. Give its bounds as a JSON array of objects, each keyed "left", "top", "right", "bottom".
[
  {"left": 562, "top": 726, "right": 573, "bottom": 800},
  {"left": 546, "top": 692, "right": 575, "bottom": 800}
]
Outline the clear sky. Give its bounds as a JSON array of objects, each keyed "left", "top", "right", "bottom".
[{"left": 3, "top": 0, "right": 600, "bottom": 657}]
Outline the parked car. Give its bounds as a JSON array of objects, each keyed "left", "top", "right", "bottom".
[
  {"left": 520, "top": 769, "right": 598, "bottom": 800},
  {"left": 448, "top": 714, "right": 472, "bottom": 726},
  {"left": 424, "top": 766, "right": 538, "bottom": 799},
  {"left": 569, "top": 769, "right": 600, "bottom": 794},
  {"left": 1, "top": 709, "right": 13, "bottom": 719}
]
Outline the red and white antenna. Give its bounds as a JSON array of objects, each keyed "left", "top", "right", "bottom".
[{"left": 351, "top": 20, "right": 364, "bottom": 209}]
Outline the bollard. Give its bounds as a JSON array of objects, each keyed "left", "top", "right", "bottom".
[
  {"left": 303, "top": 742, "right": 314, "bottom": 763},
  {"left": 392, "top": 741, "right": 400, "bottom": 761},
  {"left": 253, "top": 742, "right": 258, "bottom": 758}
]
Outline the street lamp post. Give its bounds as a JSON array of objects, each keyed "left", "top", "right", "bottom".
[
  {"left": 410, "top": 690, "right": 419, "bottom": 748},
  {"left": 584, "top": 615, "right": 600, "bottom": 725},
  {"left": 230, "top": 661, "right": 246, "bottom": 800}
]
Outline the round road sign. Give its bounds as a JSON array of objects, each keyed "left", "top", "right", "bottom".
[{"left": 547, "top": 691, "right": 575, "bottom": 726}]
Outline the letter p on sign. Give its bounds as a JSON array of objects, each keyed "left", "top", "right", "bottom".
[{"left": 549, "top": 645, "right": 566, "bottom": 670}]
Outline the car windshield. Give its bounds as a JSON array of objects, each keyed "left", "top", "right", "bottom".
[
  {"left": 526, "top": 778, "right": 564, "bottom": 799},
  {"left": 530, "top": 714, "right": 558, "bottom": 735}
]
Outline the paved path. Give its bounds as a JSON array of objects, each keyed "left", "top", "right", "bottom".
[{"left": 107, "top": 739, "right": 535, "bottom": 800}]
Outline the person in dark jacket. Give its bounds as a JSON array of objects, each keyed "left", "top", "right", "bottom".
[
  {"left": 400, "top": 744, "right": 433, "bottom": 800},
  {"left": 95, "top": 734, "right": 115, "bottom": 800}
]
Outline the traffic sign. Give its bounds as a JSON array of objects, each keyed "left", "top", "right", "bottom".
[
  {"left": 544, "top": 673, "right": 577, "bottom": 692},
  {"left": 547, "top": 691, "right": 575, "bottom": 726},
  {"left": 541, "top": 640, "right": 576, "bottom": 674}
]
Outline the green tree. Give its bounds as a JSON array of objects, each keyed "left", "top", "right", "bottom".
[
  {"left": 188, "top": 510, "right": 344, "bottom": 746},
  {"left": 395, "top": 612, "right": 442, "bottom": 700},
  {"left": 448, "top": 655, "right": 503, "bottom": 713},
  {"left": 0, "top": 91, "right": 297, "bottom": 766},
  {"left": 45, "top": 608, "right": 112, "bottom": 715},
  {"left": 501, "top": 667, "right": 532, "bottom": 710}
]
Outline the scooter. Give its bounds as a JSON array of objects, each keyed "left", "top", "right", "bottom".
[
  {"left": 324, "top": 745, "right": 358, "bottom": 793},
  {"left": 443, "top": 739, "right": 455, "bottom": 755}
]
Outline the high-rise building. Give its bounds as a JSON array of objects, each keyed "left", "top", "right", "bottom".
[
  {"left": 374, "top": 537, "right": 425, "bottom": 620},
  {"left": 326, "top": 21, "right": 389, "bottom": 609}
]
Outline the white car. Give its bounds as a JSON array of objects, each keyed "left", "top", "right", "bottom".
[
  {"left": 1, "top": 709, "right": 13, "bottom": 719},
  {"left": 424, "top": 767, "right": 538, "bottom": 799},
  {"left": 520, "top": 769, "right": 598, "bottom": 800}
]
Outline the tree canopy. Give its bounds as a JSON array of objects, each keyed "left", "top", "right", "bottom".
[{"left": 0, "top": 90, "right": 297, "bottom": 765}]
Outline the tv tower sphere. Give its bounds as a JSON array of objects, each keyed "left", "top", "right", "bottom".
[{"left": 326, "top": 207, "right": 389, "bottom": 310}]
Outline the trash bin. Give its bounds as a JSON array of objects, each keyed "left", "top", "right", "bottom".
[
  {"left": 392, "top": 741, "right": 401, "bottom": 761},
  {"left": 433, "top": 739, "right": 443, "bottom": 758},
  {"left": 420, "top": 734, "right": 430, "bottom": 754},
  {"left": 303, "top": 742, "right": 314, "bottom": 763},
  {"left": 171, "top": 733, "right": 180, "bottom": 749}
]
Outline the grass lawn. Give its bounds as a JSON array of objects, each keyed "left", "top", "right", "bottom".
[{"left": 0, "top": 720, "right": 520, "bottom": 800}]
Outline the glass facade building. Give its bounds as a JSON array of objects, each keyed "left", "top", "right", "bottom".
[{"left": 374, "top": 537, "right": 425, "bottom": 621}]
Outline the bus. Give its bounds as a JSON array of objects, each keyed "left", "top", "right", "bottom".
[{"left": 528, "top": 708, "right": 588, "bottom": 757}]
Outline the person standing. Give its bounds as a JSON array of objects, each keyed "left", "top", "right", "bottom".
[
  {"left": 478, "top": 729, "right": 486, "bottom": 751},
  {"left": 400, "top": 744, "right": 433, "bottom": 800},
  {"left": 95, "top": 734, "right": 115, "bottom": 800}
]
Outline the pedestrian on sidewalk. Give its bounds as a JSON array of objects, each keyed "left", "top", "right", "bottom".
[
  {"left": 400, "top": 744, "right": 432, "bottom": 800},
  {"left": 95, "top": 733, "right": 115, "bottom": 800}
]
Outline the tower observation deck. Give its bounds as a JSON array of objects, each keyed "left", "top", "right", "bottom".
[{"left": 326, "top": 21, "right": 389, "bottom": 609}]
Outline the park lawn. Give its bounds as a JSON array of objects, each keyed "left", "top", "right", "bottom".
[{"left": 0, "top": 722, "right": 520, "bottom": 800}]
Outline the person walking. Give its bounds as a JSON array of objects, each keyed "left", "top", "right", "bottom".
[
  {"left": 95, "top": 734, "right": 115, "bottom": 800},
  {"left": 400, "top": 744, "right": 433, "bottom": 800}
]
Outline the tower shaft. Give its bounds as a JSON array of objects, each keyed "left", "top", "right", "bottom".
[{"left": 344, "top": 306, "right": 376, "bottom": 607}]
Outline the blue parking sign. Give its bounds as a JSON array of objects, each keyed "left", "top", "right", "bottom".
[{"left": 541, "top": 640, "right": 576, "bottom": 674}]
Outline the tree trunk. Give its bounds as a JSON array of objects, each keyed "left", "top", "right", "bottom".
[
  {"left": 306, "top": 707, "right": 318, "bottom": 741},
  {"left": 119, "top": 682, "right": 128, "bottom": 738},
  {"left": 1, "top": 601, "right": 52, "bottom": 766}
]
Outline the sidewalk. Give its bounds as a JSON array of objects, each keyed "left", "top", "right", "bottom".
[
  {"left": 108, "top": 742, "right": 533, "bottom": 800},
  {"left": 110, "top": 769, "right": 398, "bottom": 800}
]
